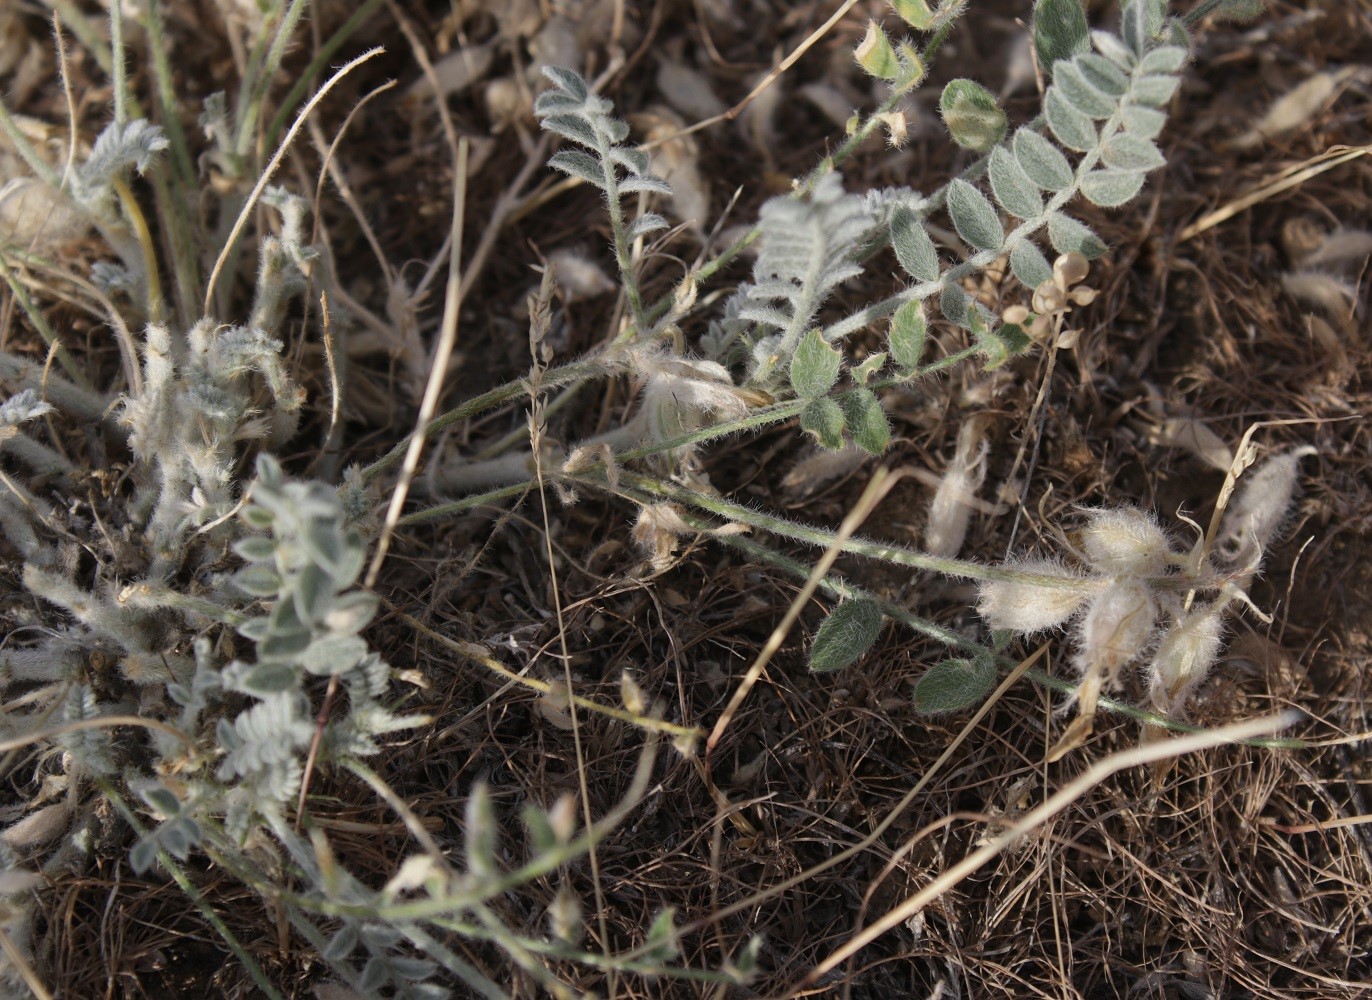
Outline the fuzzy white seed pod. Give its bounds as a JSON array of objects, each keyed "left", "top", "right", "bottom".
[
  {"left": 1147, "top": 606, "right": 1225, "bottom": 714},
  {"left": 924, "top": 420, "right": 989, "bottom": 558},
  {"left": 1081, "top": 507, "right": 1171, "bottom": 576},
  {"left": 1214, "top": 446, "right": 1316, "bottom": 569},
  {"left": 977, "top": 559, "right": 1096, "bottom": 633},
  {"left": 1, "top": 801, "right": 73, "bottom": 849},
  {"left": 634, "top": 349, "right": 749, "bottom": 444},
  {"left": 1074, "top": 581, "right": 1157, "bottom": 681}
]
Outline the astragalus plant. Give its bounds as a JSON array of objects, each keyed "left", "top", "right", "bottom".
[{"left": 0, "top": 0, "right": 1303, "bottom": 995}]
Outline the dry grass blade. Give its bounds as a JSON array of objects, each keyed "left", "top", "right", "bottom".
[
  {"left": 802, "top": 711, "right": 1301, "bottom": 988},
  {"left": 1178, "top": 143, "right": 1371, "bottom": 242},
  {"left": 203, "top": 46, "right": 384, "bottom": 313},
  {"left": 706, "top": 467, "right": 898, "bottom": 765},
  {"left": 365, "top": 135, "right": 469, "bottom": 589}
]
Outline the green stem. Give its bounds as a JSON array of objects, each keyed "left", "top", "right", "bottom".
[
  {"left": 109, "top": 0, "right": 128, "bottom": 126},
  {"left": 597, "top": 134, "right": 648, "bottom": 333},
  {"left": 264, "top": 0, "right": 388, "bottom": 152},
  {"left": 0, "top": 256, "right": 96, "bottom": 392},
  {"left": 234, "top": 0, "right": 311, "bottom": 164},
  {"left": 614, "top": 469, "right": 1085, "bottom": 587},
  {"left": 396, "top": 483, "right": 530, "bottom": 526},
  {"left": 95, "top": 779, "right": 288, "bottom": 1000},
  {"left": 359, "top": 356, "right": 610, "bottom": 483},
  {"left": 715, "top": 526, "right": 1306, "bottom": 748}
]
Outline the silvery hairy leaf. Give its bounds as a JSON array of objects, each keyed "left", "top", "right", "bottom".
[
  {"left": 1102, "top": 134, "right": 1165, "bottom": 171},
  {"left": 1121, "top": 0, "right": 1150, "bottom": 57},
  {"left": 890, "top": 205, "right": 940, "bottom": 281},
  {"left": 790, "top": 330, "right": 842, "bottom": 399},
  {"left": 989, "top": 146, "right": 1043, "bottom": 220},
  {"left": 888, "top": 301, "right": 928, "bottom": 372},
  {"left": 1076, "top": 53, "right": 1129, "bottom": 96},
  {"left": 1032, "top": 0, "right": 1089, "bottom": 77},
  {"left": 1053, "top": 61, "right": 1119, "bottom": 119},
  {"left": 1130, "top": 73, "right": 1181, "bottom": 107},
  {"left": 1045, "top": 86, "right": 1098, "bottom": 151},
  {"left": 939, "top": 79, "right": 1007, "bottom": 153},
  {"left": 1140, "top": 45, "right": 1188, "bottom": 74},
  {"left": 842, "top": 388, "right": 890, "bottom": 455},
  {"left": 800, "top": 397, "right": 845, "bottom": 450},
  {"left": 324, "top": 925, "right": 359, "bottom": 963},
  {"left": 619, "top": 174, "right": 672, "bottom": 196},
  {"left": 231, "top": 565, "right": 281, "bottom": 597},
  {"left": 1080, "top": 168, "right": 1146, "bottom": 208},
  {"left": 913, "top": 656, "right": 997, "bottom": 714},
  {"left": 941, "top": 282, "right": 970, "bottom": 326},
  {"left": 540, "top": 113, "right": 598, "bottom": 147},
  {"left": 231, "top": 537, "right": 274, "bottom": 562},
  {"left": 609, "top": 146, "right": 651, "bottom": 175},
  {"left": 547, "top": 150, "right": 608, "bottom": 189},
  {"left": 1121, "top": 104, "right": 1166, "bottom": 138},
  {"left": 1013, "top": 127, "right": 1074, "bottom": 191},
  {"left": 542, "top": 65, "right": 589, "bottom": 100},
  {"left": 947, "top": 180, "right": 1004, "bottom": 252},
  {"left": 1048, "top": 211, "right": 1107, "bottom": 258},
  {"left": 299, "top": 634, "right": 369, "bottom": 676},
  {"left": 626, "top": 213, "right": 669, "bottom": 240},
  {"left": 1010, "top": 240, "right": 1054, "bottom": 290},
  {"left": 1092, "top": 29, "right": 1136, "bottom": 70}
]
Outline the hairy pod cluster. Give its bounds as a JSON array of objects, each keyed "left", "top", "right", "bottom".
[{"left": 975, "top": 473, "right": 1306, "bottom": 718}]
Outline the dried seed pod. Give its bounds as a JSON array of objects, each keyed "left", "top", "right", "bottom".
[
  {"left": 1147, "top": 605, "right": 1224, "bottom": 714},
  {"left": 1213, "top": 446, "right": 1316, "bottom": 569},
  {"left": 1081, "top": 507, "right": 1171, "bottom": 576},
  {"left": 1074, "top": 581, "right": 1157, "bottom": 683},
  {"left": 977, "top": 559, "right": 1096, "bottom": 633},
  {"left": 631, "top": 503, "right": 694, "bottom": 569},
  {"left": 924, "top": 419, "right": 990, "bottom": 558}
]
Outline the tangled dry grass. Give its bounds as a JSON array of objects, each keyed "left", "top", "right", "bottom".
[{"left": 1, "top": 0, "right": 1369, "bottom": 997}]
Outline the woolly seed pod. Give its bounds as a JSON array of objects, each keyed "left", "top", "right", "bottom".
[
  {"left": 1081, "top": 507, "right": 1171, "bottom": 576},
  {"left": 977, "top": 559, "right": 1096, "bottom": 633},
  {"left": 1074, "top": 581, "right": 1157, "bottom": 681},
  {"left": 1214, "top": 447, "right": 1316, "bottom": 568},
  {"left": 924, "top": 420, "right": 989, "bottom": 559},
  {"left": 1147, "top": 605, "right": 1224, "bottom": 714}
]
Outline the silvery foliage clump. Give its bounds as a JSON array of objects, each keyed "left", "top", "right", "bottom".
[
  {"left": 0, "top": 59, "right": 723, "bottom": 1000},
  {"left": 133, "top": 454, "right": 428, "bottom": 853},
  {"left": 0, "top": 108, "right": 442, "bottom": 990},
  {"left": 124, "top": 186, "right": 309, "bottom": 577}
]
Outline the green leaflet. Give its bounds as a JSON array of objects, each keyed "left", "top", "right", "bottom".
[{"left": 810, "top": 599, "right": 885, "bottom": 672}]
